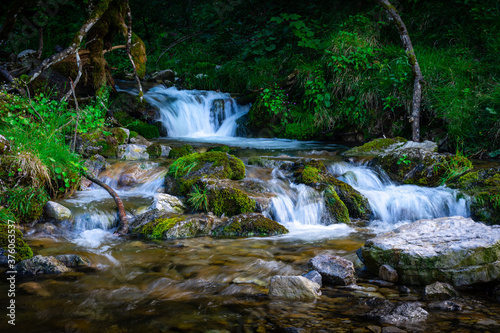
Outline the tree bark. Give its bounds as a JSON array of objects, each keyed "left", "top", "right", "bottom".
[
  {"left": 125, "top": 2, "right": 144, "bottom": 101},
  {"left": 375, "top": 0, "right": 423, "bottom": 142},
  {"left": 83, "top": 172, "right": 130, "bottom": 235}
]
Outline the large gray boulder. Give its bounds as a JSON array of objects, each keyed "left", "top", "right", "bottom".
[
  {"left": 360, "top": 216, "right": 500, "bottom": 286},
  {"left": 16, "top": 255, "right": 71, "bottom": 276},
  {"left": 268, "top": 275, "right": 321, "bottom": 299},
  {"left": 308, "top": 254, "right": 356, "bottom": 286}
]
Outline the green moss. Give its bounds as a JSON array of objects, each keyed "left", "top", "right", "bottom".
[
  {"left": 323, "top": 175, "right": 370, "bottom": 219},
  {"left": 126, "top": 121, "right": 159, "bottom": 139},
  {"left": 131, "top": 33, "right": 147, "bottom": 79},
  {"left": 208, "top": 145, "right": 231, "bottom": 153},
  {"left": 0, "top": 207, "right": 16, "bottom": 224},
  {"left": 146, "top": 143, "right": 163, "bottom": 158},
  {"left": 301, "top": 166, "right": 322, "bottom": 184},
  {"left": 130, "top": 131, "right": 138, "bottom": 138},
  {"left": 140, "top": 216, "right": 184, "bottom": 239},
  {"left": 209, "top": 188, "right": 255, "bottom": 217},
  {"left": 169, "top": 144, "right": 195, "bottom": 159},
  {"left": 111, "top": 127, "right": 128, "bottom": 145},
  {"left": 168, "top": 151, "right": 245, "bottom": 180},
  {"left": 324, "top": 186, "right": 350, "bottom": 223},
  {"left": 213, "top": 214, "right": 288, "bottom": 237},
  {"left": 343, "top": 137, "right": 407, "bottom": 156},
  {"left": 0, "top": 224, "right": 33, "bottom": 262}
]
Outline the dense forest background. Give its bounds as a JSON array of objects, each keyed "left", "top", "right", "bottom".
[{"left": 0, "top": 0, "right": 499, "bottom": 155}]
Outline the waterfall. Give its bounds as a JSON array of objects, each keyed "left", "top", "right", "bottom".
[
  {"left": 143, "top": 86, "right": 250, "bottom": 137},
  {"left": 328, "top": 162, "right": 469, "bottom": 224}
]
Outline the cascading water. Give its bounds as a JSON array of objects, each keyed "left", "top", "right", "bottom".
[
  {"left": 144, "top": 86, "right": 250, "bottom": 137},
  {"left": 328, "top": 162, "right": 469, "bottom": 225}
]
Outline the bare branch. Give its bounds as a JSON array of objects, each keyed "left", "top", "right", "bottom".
[{"left": 125, "top": 2, "right": 144, "bottom": 102}]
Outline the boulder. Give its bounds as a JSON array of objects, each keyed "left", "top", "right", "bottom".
[
  {"left": 75, "top": 130, "right": 120, "bottom": 158},
  {"left": 380, "top": 302, "right": 428, "bottom": 326},
  {"left": 131, "top": 210, "right": 225, "bottom": 239},
  {"left": 360, "top": 216, "right": 500, "bottom": 286},
  {"left": 16, "top": 255, "right": 71, "bottom": 276},
  {"left": 81, "top": 154, "right": 110, "bottom": 190},
  {"left": 150, "top": 69, "right": 176, "bottom": 82},
  {"left": 302, "top": 270, "right": 323, "bottom": 287},
  {"left": 379, "top": 264, "right": 398, "bottom": 283},
  {"left": 213, "top": 213, "right": 288, "bottom": 237},
  {"left": 308, "top": 254, "right": 356, "bottom": 286},
  {"left": 372, "top": 141, "right": 472, "bottom": 187},
  {"left": 451, "top": 167, "right": 500, "bottom": 224},
  {"left": 343, "top": 137, "right": 407, "bottom": 157},
  {"left": 146, "top": 142, "right": 171, "bottom": 158},
  {"left": 268, "top": 276, "right": 321, "bottom": 299},
  {"left": 129, "top": 134, "right": 152, "bottom": 146},
  {"left": 111, "top": 127, "right": 130, "bottom": 145},
  {"left": 149, "top": 193, "right": 185, "bottom": 213},
  {"left": 54, "top": 254, "right": 90, "bottom": 268},
  {"left": 43, "top": 201, "right": 72, "bottom": 221},
  {"left": 424, "top": 281, "right": 459, "bottom": 300},
  {"left": 117, "top": 144, "right": 149, "bottom": 160}
]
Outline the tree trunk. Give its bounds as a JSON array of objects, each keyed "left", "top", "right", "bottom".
[
  {"left": 28, "top": 0, "right": 113, "bottom": 84},
  {"left": 83, "top": 172, "right": 130, "bottom": 235},
  {"left": 375, "top": 0, "right": 423, "bottom": 142}
]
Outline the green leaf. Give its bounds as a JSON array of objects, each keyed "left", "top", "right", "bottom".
[{"left": 55, "top": 167, "right": 62, "bottom": 174}]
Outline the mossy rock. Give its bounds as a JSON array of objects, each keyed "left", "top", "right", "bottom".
[
  {"left": 111, "top": 127, "right": 129, "bottom": 145},
  {"left": 213, "top": 213, "right": 288, "bottom": 237},
  {"left": 132, "top": 211, "right": 184, "bottom": 239},
  {"left": 0, "top": 224, "right": 33, "bottom": 262},
  {"left": 374, "top": 149, "right": 473, "bottom": 187},
  {"left": 208, "top": 186, "right": 256, "bottom": 217},
  {"left": 324, "top": 186, "right": 350, "bottom": 224},
  {"left": 451, "top": 167, "right": 500, "bottom": 224},
  {"left": 166, "top": 151, "right": 246, "bottom": 197},
  {"left": 79, "top": 129, "right": 119, "bottom": 158},
  {"left": 169, "top": 144, "right": 196, "bottom": 159},
  {"left": 126, "top": 121, "right": 160, "bottom": 139},
  {"left": 147, "top": 143, "right": 164, "bottom": 158},
  {"left": 109, "top": 92, "right": 158, "bottom": 123},
  {"left": 343, "top": 137, "right": 407, "bottom": 157},
  {"left": 292, "top": 159, "right": 371, "bottom": 220}
]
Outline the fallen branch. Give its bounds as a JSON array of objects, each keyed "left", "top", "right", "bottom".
[{"left": 83, "top": 172, "right": 129, "bottom": 235}]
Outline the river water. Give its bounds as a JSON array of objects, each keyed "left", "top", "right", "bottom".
[{"left": 1, "top": 87, "right": 499, "bottom": 332}]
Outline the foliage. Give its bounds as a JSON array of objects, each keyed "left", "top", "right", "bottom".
[
  {"left": 0, "top": 224, "right": 33, "bottom": 262},
  {"left": 3, "top": 186, "right": 49, "bottom": 222},
  {"left": 435, "top": 152, "right": 473, "bottom": 185},
  {"left": 188, "top": 185, "right": 209, "bottom": 212}
]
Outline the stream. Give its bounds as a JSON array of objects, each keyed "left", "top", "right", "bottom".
[{"left": 2, "top": 87, "right": 499, "bottom": 333}]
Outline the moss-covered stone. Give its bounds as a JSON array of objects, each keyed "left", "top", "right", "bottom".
[
  {"left": 208, "top": 145, "right": 232, "bottom": 153},
  {"left": 4, "top": 186, "right": 49, "bottom": 222},
  {"left": 132, "top": 212, "right": 184, "bottom": 239},
  {"left": 79, "top": 129, "right": 119, "bottom": 158},
  {"left": 111, "top": 127, "right": 129, "bottom": 145},
  {"left": 301, "top": 166, "right": 322, "bottom": 184},
  {"left": 126, "top": 121, "right": 159, "bottom": 139},
  {"left": 374, "top": 149, "right": 473, "bottom": 187},
  {"left": 0, "top": 224, "right": 33, "bottom": 262},
  {"left": 169, "top": 144, "right": 196, "bottom": 159},
  {"left": 208, "top": 187, "right": 255, "bottom": 217},
  {"left": 452, "top": 167, "right": 500, "bottom": 224},
  {"left": 213, "top": 213, "right": 288, "bottom": 237},
  {"left": 343, "top": 137, "right": 407, "bottom": 157},
  {"left": 146, "top": 143, "right": 163, "bottom": 158},
  {"left": 323, "top": 175, "right": 371, "bottom": 220},
  {"left": 324, "top": 186, "right": 350, "bottom": 223}
]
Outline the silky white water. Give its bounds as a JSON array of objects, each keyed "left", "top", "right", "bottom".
[
  {"left": 144, "top": 86, "right": 250, "bottom": 137},
  {"left": 328, "top": 162, "right": 469, "bottom": 225}
]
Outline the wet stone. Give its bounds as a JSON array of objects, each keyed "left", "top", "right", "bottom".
[
  {"left": 16, "top": 255, "right": 71, "bottom": 276},
  {"left": 424, "top": 281, "right": 459, "bottom": 300},
  {"left": 427, "top": 300, "right": 463, "bottom": 312},
  {"left": 268, "top": 275, "right": 321, "bottom": 299},
  {"left": 379, "top": 264, "right": 398, "bottom": 283},
  {"left": 302, "top": 270, "right": 322, "bottom": 287},
  {"left": 381, "top": 327, "right": 407, "bottom": 333},
  {"left": 367, "top": 326, "right": 382, "bottom": 333},
  {"left": 55, "top": 254, "right": 90, "bottom": 268},
  {"left": 308, "top": 254, "right": 356, "bottom": 286}
]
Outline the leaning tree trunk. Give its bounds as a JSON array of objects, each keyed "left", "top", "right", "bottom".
[
  {"left": 375, "top": 0, "right": 423, "bottom": 142},
  {"left": 28, "top": 0, "right": 113, "bottom": 84}
]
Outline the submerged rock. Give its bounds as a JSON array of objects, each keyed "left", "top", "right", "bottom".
[
  {"left": 302, "top": 270, "right": 323, "bottom": 287},
  {"left": 360, "top": 216, "right": 500, "bottom": 286},
  {"left": 43, "top": 201, "right": 72, "bottom": 221},
  {"left": 213, "top": 213, "right": 288, "bottom": 237},
  {"left": 54, "top": 254, "right": 90, "bottom": 268},
  {"left": 424, "top": 281, "right": 459, "bottom": 300},
  {"left": 308, "top": 254, "right": 356, "bottom": 286},
  {"left": 16, "top": 255, "right": 71, "bottom": 276},
  {"left": 117, "top": 144, "right": 149, "bottom": 160},
  {"left": 268, "top": 275, "right": 321, "bottom": 299}
]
